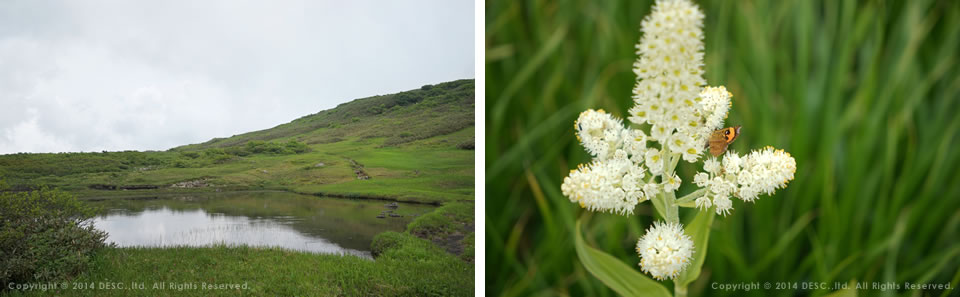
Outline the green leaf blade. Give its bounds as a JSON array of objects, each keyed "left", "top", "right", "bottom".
[
  {"left": 575, "top": 219, "right": 672, "bottom": 297},
  {"left": 675, "top": 210, "right": 715, "bottom": 287}
]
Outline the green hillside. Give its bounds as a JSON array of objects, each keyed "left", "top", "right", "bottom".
[{"left": 0, "top": 79, "right": 475, "bottom": 204}]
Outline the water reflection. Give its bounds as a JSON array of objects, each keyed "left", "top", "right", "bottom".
[{"left": 88, "top": 191, "right": 434, "bottom": 258}]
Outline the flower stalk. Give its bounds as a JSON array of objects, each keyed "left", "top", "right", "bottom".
[
  {"left": 562, "top": 0, "right": 796, "bottom": 295},
  {"left": 675, "top": 284, "right": 688, "bottom": 297},
  {"left": 676, "top": 189, "right": 706, "bottom": 205}
]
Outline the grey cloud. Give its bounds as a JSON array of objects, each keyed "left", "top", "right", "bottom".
[{"left": 0, "top": 0, "right": 474, "bottom": 153}]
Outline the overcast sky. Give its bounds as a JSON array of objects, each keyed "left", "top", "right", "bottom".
[{"left": 0, "top": 1, "right": 474, "bottom": 154}]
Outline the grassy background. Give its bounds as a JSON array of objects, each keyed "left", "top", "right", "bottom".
[{"left": 485, "top": 0, "right": 960, "bottom": 296}]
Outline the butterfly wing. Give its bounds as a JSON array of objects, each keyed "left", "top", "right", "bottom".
[
  {"left": 707, "top": 130, "right": 728, "bottom": 156},
  {"left": 706, "top": 126, "right": 741, "bottom": 157}
]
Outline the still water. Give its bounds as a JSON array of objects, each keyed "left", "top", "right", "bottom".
[{"left": 86, "top": 191, "right": 434, "bottom": 258}]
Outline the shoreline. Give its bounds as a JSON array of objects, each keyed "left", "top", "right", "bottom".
[{"left": 72, "top": 187, "right": 449, "bottom": 206}]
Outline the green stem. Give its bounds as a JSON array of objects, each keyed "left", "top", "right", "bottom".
[
  {"left": 645, "top": 174, "right": 666, "bottom": 219},
  {"left": 668, "top": 153, "right": 681, "bottom": 173},
  {"left": 662, "top": 152, "right": 680, "bottom": 224},
  {"left": 676, "top": 189, "right": 707, "bottom": 204},
  {"left": 663, "top": 191, "right": 678, "bottom": 224},
  {"left": 651, "top": 191, "right": 667, "bottom": 220},
  {"left": 675, "top": 283, "right": 688, "bottom": 297},
  {"left": 661, "top": 151, "right": 691, "bottom": 296}
]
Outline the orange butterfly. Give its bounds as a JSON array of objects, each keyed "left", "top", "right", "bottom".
[{"left": 706, "top": 126, "right": 741, "bottom": 157}]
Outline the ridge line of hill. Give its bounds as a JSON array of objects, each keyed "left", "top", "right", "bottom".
[{"left": 0, "top": 79, "right": 476, "bottom": 204}]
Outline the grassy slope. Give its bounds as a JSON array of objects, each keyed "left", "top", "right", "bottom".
[{"left": 0, "top": 79, "right": 475, "bottom": 204}]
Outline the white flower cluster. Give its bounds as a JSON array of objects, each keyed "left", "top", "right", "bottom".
[
  {"left": 636, "top": 221, "right": 694, "bottom": 280},
  {"left": 699, "top": 86, "right": 732, "bottom": 131},
  {"left": 693, "top": 147, "right": 797, "bottom": 215},
  {"left": 561, "top": 151, "right": 648, "bottom": 215},
  {"left": 561, "top": 0, "right": 721, "bottom": 216},
  {"left": 628, "top": 0, "right": 730, "bottom": 163},
  {"left": 573, "top": 109, "right": 647, "bottom": 162},
  {"left": 562, "top": 110, "right": 652, "bottom": 215}
]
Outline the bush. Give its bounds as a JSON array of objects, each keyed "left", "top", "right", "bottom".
[
  {"left": 202, "top": 148, "right": 226, "bottom": 157},
  {"left": 211, "top": 154, "right": 233, "bottom": 164},
  {"left": 0, "top": 188, "right": 109, "bottom": 288},
  {"left": 371, "top": 103, "right": 387, "bottom": 115},
  {"left": 283, "top": 140, "right": 309, "bottom": 154},
  {"left": 201, "top": 148, "right": 233, "bottom": 164},
  {"left": 225, "top": 146, "right": 251, "bottom": 157},
  {"left": 245, "top": 140, "right": 272, "bottom": 154}
]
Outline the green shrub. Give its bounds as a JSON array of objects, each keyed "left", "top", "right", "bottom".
[
  {"left": 224, "top": 146, "right": 250, "bottom": 157},
  {"left": 202, "top": 148, "right": 226, "bottom": 157},
  {"left": 180, "top": 151, "right": 200, "bottom": 159},
  {"left": 283, "top": 140, "right": 309, "bottom": 153},
  {"left": 242, "top": 140, "right": 305, "bottom": 155},
  {"left": 371, "top": 103, "right": 387, "bottom": 114},
  {"left": 211, "top": 154, "right": 233, "bottom": 164},
  {"left": 245, "top": 140, "right": 270, "bottom": 154},
  {"left": 198, "top": 148, "right": 233, "bottom": 164},
  {"left": 0, "top": 188, "right": 109, "bottom": 288}
]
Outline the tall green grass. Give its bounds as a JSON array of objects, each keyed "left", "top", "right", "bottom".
[
  {"left": 5, "top": 242, "right": 473, "bottom": 297},
  {"left": 486, "top": 0, "right": 960, "bottom": 296}
]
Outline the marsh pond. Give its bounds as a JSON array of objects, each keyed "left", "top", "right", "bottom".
[{"left": 85, "top": 191, "right": 434, "bottom": 258}]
